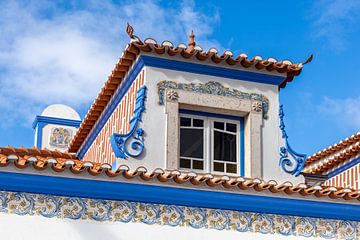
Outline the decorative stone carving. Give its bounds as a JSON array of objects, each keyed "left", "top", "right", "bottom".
[
  {"left": 166, "top": 89, "right": 179, "bottom": 101},
  {"left": 251, "top": 101, "right": 262, "bottom": 112},
  {"left": 157, "top": 80, "right": 270, "bottom": 119}
]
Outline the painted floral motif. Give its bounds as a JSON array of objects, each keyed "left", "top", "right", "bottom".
[
  {"left": 296, "top": 217, "right": 316, "bottom": 237},
  {"left": 274, "top": 215, "right": 294, "bottom": 236},
  {"left": 49, "top": 127, "right": 72, "bottom": 148},
  {"left": 111, "top": 201, "right": 135, "bottom": 223},
  {"left": 136, "top": 203, "right": 160, "bottom": 225},
  {"left": 317, "top": 219, "right": 337, "bottom": 239},
  {"left": 8, "top": 193, "right": 34, "bottom": 215},
  {"left": 184, "top": 207, "right": 207, "bottom": 229},
  {"left": 0, "top": 190, "right": 359, "bottom": 240},
  {"left": 157, "top": 80, "right": 270, "bottom": 119},
  {"left": 87, "top": 199, "right": 111, "bottom": 221},
  {"left": 252, "top": 213, "right": 274, "bottom": 234},
  {"left": 36, "top": 195, "right": 60, "bottom": 218},
  {"left": 338, "top": 221, "right": 357, "bottom": 240},
  {"left": 61, "top": 197, "right": 86, "bottom": 220},
  {"left": 160, "top": 205, "right": 183, "bottom": 226},
  {"left": 207, "top": 209, "right": 229, "bottom": 230},
  {"left": 229, "top": 212, "right": 252, "bottom": 232}
]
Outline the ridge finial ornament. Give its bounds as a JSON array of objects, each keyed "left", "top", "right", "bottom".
[
  {"left": 188, "top": 30, "right": 196, "bottom": 49},
  {"left": 126, "top": 22, "right": 134, "bottom": 38},
  {"left": 278, "top": 104, "right": 307, "bottom": 176}
]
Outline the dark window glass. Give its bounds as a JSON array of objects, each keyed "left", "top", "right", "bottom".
[
  {"left": 180, "top": 129, "right": 204, "bottom": 158},
  {"left": 193, "top": 118, "right": 204, "bottom": 127},
  {"left": 226, "top": 164, "right": 237, "bottom": 174},
  {"left": 213, "top": 130, "right": 236, "bottom": 162},
  {"left": 180, "top": 158, "right": 191, "bottom": 168},
  {"left": 193, "top": 160, "right": 204, "bottom": 170},
  {"left": 226, "top": 123, "right": 237, "bottom": 133},
  {"left": 214, "top": 121, "right": 224, "bottom": 130},
  {"left": 214, "top": 162, "right": 224, "bottom": 172},
  {"left": 180, "top": 117, "right": 191, "bottom": 127}
]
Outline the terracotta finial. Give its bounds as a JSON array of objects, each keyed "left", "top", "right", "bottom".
[
  {"left": 126, "top": 22, "right": 134, "bottom": 38},
  {"left": 188, "top": 30, "right": 196, "bottom": 49}
]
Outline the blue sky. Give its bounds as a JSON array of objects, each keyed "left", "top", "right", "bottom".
[{"left": 0, "top": 0, "right": 359, "bottom": 156}]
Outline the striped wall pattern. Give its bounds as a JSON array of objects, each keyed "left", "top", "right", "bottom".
[
  {"left": 324, "top": 164, "right": 360, "bottom": 190},
  {"left": 82, "top": 70, "right": 145, "bottom": 165}
]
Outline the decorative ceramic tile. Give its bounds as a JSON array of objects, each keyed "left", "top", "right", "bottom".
[{"left": 0, "top": 191, "right": 358, "bottom": 239}]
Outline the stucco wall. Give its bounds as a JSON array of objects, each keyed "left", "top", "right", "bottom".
[{"left": 81, "top": 56, "right": 303, "bottom": 183}]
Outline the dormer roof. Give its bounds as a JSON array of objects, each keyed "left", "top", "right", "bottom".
[{"left": 68, "top": 25, "right": 312, "bottom": 153}]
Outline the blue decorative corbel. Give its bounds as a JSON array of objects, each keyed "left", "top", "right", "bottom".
[
  {"left": 110, "top": 86, "right": 147, "bottom": 160},
  {"left": 278, "top": 105, "right": 307, "bottom": 177}
]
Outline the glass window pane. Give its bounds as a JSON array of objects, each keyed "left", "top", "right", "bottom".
[
  {"left": 180, "top": 158, "right": 191, "bottom": 168},
  {"left": 193, "top": 118, "right": 204, "bottom": 127},
  {"left": 214, "top": 162, "right": 224, "bottom": 172},
  {"left": 193, "top": 160, "right": 204, "bottom": 170},
  {"left": 214, "top": 121, "right": 224, "bottom": 130},
  {"left": 180, "top": 129, "right": 204, "bottom": 158},
  {"left": 213, "top": 130, "right": 237, "bottom": 162},
  {"left": 226, "top": 123, "right": 237, "bottom": 133},
  {"left": 226, "top": 164, "right": 237, "bottom": 174},
  {"left": 180, "top": 117, "right": 191, "bottom": 127}
]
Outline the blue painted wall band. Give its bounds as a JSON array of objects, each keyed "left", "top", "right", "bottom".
[
  {"left": 0, "top": 171, "right": 358, "bottom": 221},
  {"left": 77, "top": 55, "right": 285, "bottom": 159}
]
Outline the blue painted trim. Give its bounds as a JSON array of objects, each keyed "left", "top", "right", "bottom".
[
  {"left": 327, "top": 156, "right": 360, "bottom": 179},
  {"left": 179, "top": 109, "right": 245, "bottom": 176},
  {"left": 76, "top": 57, "right": 146, "bottom": 159},
  {"left": 32, "top": 116, "right": 82, "bottom": 129},
  {"left": 141, "top": 55, "right": 285, "bottom": 85},
  {"left": 32, "top": 116, "right": 81, "bottom": 149},
  {"left": 0, "top": 171, "right": 359, "bottom": 221},
  {"left": 110, "top": 86, "right": 147, "bottom": 163}
]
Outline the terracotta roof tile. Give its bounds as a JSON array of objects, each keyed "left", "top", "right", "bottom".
[
  {"left": 68, "top": 29, "right": 312, "bottom": 153},
  {"left": 303, "top": 132, "right": 360, "bottom": 174},
  {"left": 1, "top": 146, "right": 359, "bottom": 202}
]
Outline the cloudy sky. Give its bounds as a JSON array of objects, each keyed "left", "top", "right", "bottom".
[{"left": 0, "top": 0, "right": 359, "bottom": 156}]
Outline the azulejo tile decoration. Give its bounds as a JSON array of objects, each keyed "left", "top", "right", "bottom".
[
  {"left": 157, "top": 80, "right": 270, "bottom": 119},
  {"left": 0, "top": 190, "right": 358, "bottom": 239}
]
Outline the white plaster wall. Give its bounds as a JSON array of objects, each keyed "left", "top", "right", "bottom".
[
  {"left": 119, "top": 63, "right": 303, "bottom": 183},
  {"left": 40, "top": 124, "right": 78, "bottom": 151},
  {"left": 0, "top": 213, "right": 322, "bottom": 240}
]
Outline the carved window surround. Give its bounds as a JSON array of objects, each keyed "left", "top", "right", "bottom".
[{"left": 159, "top": 81, "right": 265, "bottom": 178}]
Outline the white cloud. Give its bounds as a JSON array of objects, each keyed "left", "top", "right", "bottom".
[
  {"left": 310, "top": 0, "right": 360, "bottom": 50},
  {"left": 317, "top": 96, "right": 360, "bottom": 129},
  {"left": 0, "top": 0, "right": 220, "bottom": 127}
]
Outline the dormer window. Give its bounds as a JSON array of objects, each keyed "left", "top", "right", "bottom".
[{"left": 179, "top": 110, "right": 244, "bottom": 175}]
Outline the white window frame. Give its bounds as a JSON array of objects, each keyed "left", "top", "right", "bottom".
[{"left": 179, "top": 113, "right": 240, "bottom": 176}]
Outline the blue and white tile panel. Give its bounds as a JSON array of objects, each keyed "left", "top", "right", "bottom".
[{"left": 0, "top": 190, "right": 358, "bottom": 239}]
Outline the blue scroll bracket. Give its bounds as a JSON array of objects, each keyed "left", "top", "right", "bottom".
[
  {"left": 278, "top": 105, "right": 307, "bottom": 177},
  {"left": 110, "top": 86, "right": 147, "bottom": 168}
]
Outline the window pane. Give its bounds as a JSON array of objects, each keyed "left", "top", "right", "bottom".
[
  {"left": 226, "top": 164, "right": 237, "bottom": 174},
  {"left": 226, "top": 123, "right": 237, "bottom": 133},
  {"left": 180, "top": 158, "right": 191, "bottom": 168},
  {"left": 214, "top": 162, "right": 224, "bottom": 172},
  {"left": 193, "top": 118, "right": 204, "bottom": 127},
  {"left": 180, "top": 129, "right": 204, "bottom": 158},
  {"left": 214, "top": 121, "right": 224, "bottom": 130},
  {"left": 180, "top": 117, "right": 191, "bottom": 127},
  {"left": 193, "top": 160, "right": 204, "bottom": 170},
  {"left": 213, "top": 130, "right": 237, "bottom": 162}
]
